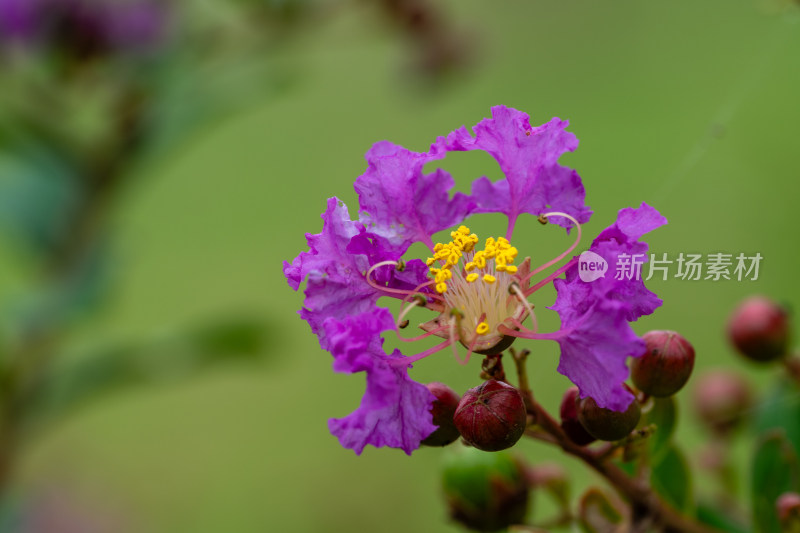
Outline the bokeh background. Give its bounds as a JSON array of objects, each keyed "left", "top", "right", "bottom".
[{"left": 1, "top": 0, "right": 799, "bottom": 531}]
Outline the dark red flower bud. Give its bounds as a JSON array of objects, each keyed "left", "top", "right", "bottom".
[
  {"left": 631, "top": 330, "right": 695, "bottom": 397},
  {"left": 422, "top": 382, "right": 461, "bottom": 447},
  {"left": 454, "top": 380, "right": 527, "bottom": 452},
  {"left": 777, "top": 492, "right": 800, "bottom": 529},
  {"left": 576, "top": 386, "right": 641, "bottom": 442},
  {"left": 442, "top": 447, "right": 529, "bottom": 532},
  {"left": 559, "top": 387, "right": 596, "bottom": 446},
  {"left": 728, "top": 296, "right": 790, "bottom": 362},
  {"left": 693, "top": 370, "right": 751, "bottom": 435}
]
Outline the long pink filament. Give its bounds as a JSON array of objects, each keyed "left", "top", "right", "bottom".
[
  {"left": 524, "top": 256, "right": 578, "bottom": 297},
  {"left": 365, "top": 261, "right": 444, "bottom": 302},
  {"left": 519, "top": 211, "right": 582, "bottom": 286},
  {"left": 396, "top": 326, "right": 451, "bottom": 343},
  {"left": 497, "top": 324, "right": 566, "bottom": 341},
  {"left": 390, "top": 339, "right": 454, "bottom": 367},
  {"left": 449, "top": 315, "right": 464, "bottom": 364}
]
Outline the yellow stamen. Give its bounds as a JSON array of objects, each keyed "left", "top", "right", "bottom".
[
  {"left": 476, "top": 322, "right": 490, "bottom": 335},
  {"left": 483, "top": 274, "right": 496, "bottom": 284},
  {"left": 466, "top": 273, "right": 479, "bottom": 283}
]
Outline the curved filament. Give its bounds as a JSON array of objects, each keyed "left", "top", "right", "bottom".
[
  {"left": 365, "top": 261, "right": 444, "bottom": 302},
  {"left": 520, "top": 211, "right": 582, "bottom": 286},
  {"left": 389, "top": 339, "right": 454, "bottom": 367}
]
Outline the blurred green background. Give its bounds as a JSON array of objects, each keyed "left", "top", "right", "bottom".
[{"left": 3, "top": 0, "right": 800, "bottom": 531}]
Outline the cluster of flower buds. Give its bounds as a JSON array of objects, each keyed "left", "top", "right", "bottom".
[
  {"left": 559, "top": 330, "right": 696, "bottom": 443},
  {"left": 422, "top": 379, "right": 528, "bottom": 452}
]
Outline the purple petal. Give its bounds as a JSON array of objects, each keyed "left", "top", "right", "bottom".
[
  {"left": 443, "top": 105, "right": 592, "bottom": 232},
  {"left": 554, "top": 300, "right": 644, "bottom": 411},
  {"left": 354, "top": 140, "right": 475, "bottom": 252},
  {"left": 284, "top": 197, "right": 430, "bottom": 348},
  {"left": 549, "top": 203, "right": 667, "bottom": 410},
  {"left": 324, "top": 308, "right": 436, "bottom": 455},
  {"left": 587, "top": 202, "right": 668, "bottom": 321}
]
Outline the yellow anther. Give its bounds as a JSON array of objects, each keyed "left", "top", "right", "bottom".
[
  {"left": 434, "top": 243, "right": 444, "bottom": 252},
  {"left": 458, "top": 225, "right": 470, "bottom": 235},
  {"left": 496, "top": 265, "right": 507, "bottom": 272},
  {"left": 476, "top": 322, "right": 490, "bottom": 335},
  {"left": 448, "top": 252, "right": 460, "bottom": 264},
  {"left": 425, "top": 257, "right": 435, "bottom": 266},
  {"left": 469, "top": 233, "right": 478, "bottom": 243},
  {"left": 435, "top": 270, "right": 452, "bottom": 283},
  {"left": 505, "top": 265, "right": 518, "bottom": 274},
  {"left": 474, "top": 254, "right": 486, "bottom": 269},
  {"left": 465, "top": 262, "right": 475, "bottom": 272},
  {"left": 466, "top": 273, "right": 479, "bottom": 282},
  {"left": 435, "top": 282, "right": 448, "bottom": 293},
  {"left": 483, "top": 274, "right": 496, "bottom": 284}
]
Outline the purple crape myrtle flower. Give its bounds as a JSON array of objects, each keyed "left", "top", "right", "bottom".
[{"left": 284, "top": 105, "right": 667, "bottom": 455}]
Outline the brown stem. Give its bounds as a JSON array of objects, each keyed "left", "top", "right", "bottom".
[
  {"left": 509, "top": 348, "right": 534, "bottom": 412},
  {"left": 526, "top": 399, "right": 721, "bottom": 533}
]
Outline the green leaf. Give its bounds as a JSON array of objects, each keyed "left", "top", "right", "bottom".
[
  {"left": 751, "top": 430, "right": 800, "bottom": 533},
  {"left": 651, "top": 444, "right": 692, "bottom": 513},
  {"left": 696, "top": 502, "right": 749, "bottom": 533},
  {"left": 755, "top": 378, "right": 800, "bottom": 457},
  {"left": 643, "top": 396, "right": 677, "bottom": 463},
  {"left": 578, "top": 487, "right": 629, "bottom": 533}
]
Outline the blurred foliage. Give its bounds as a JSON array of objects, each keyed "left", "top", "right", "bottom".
[
  {"left": 28, "top": 316, "right": 272, "bottom": 425},
  {"left": 577, "top": 488, "right": 629, "bottom": 533},
  {"left": 751, "top": 431, "right": 800, "bottom": 533}
]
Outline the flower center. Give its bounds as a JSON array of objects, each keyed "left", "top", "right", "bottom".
[{"left": 425, "top": 226, "right": 528, "bottom": 352}]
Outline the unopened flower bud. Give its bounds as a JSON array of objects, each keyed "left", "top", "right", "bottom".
[
  {"left": 576, "top": 386, "right": 641, "bottom": 442},
  {"left": 777, "top": 492, "right": 800, "bottom": 531},
  {"left": 728, "top": 296, "right": 790, "bottom": 362},
  {"left": 442, "top": 447, "right": 529, "bottom": 532},
  {"left": 559, "top": 387, "right": 596, "bottom": 446},
  {"left": 422, "top": 382, "right": 461, "bottom": 447},
  {"left": 631, "top": 330, "right": 695, "bottom": 397},
  {"left": 454, "top": 380, "right": 527, "bottom": 452},
  {"left": 693, "top": 370, "right": 751, "bottom": 435}
]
